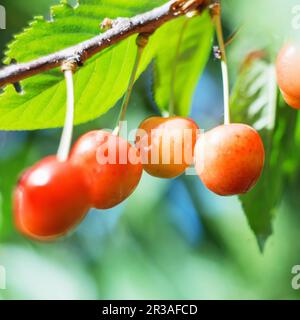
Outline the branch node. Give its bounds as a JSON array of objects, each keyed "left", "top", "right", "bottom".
[
  {"left": 209, "top": 0, "right": 221, "bottom": 18},
  {"left": 61, "top": 59, "right": 78, "bottom": 73},
  {"left": 136, "top": 32, "right": 153, "bottom": 48},
  {"left": 171, "top": 0, "right": 207, "bottom": 16},
  {"left": 100, "top": 18, "right": 113, "bottom": 31},
  {"left": 186, "top": 10, "right": 199, "bottom": 18}
]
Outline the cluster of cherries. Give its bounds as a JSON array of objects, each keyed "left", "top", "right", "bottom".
[
  {"left": 13, "top": 116, "right": 265, "bottom": 241},
  {"left": 13, "top": 40, "right": 299, "bottom": 242}
]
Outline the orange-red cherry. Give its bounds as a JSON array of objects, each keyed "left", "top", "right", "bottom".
[
  {"left": 70, "top": 130, "right": 143, "bottom": 209},
  {"left": 194, "top": 124, "right": 265, "bottom": 196},
  {"left": 276, "top": 42, "right": 300, "bottom": 109},
  {"left": 136, "top": 116, "right": 199, "bottom": 179},
  {"left": 13, "top": 156, "right": 90, "bottom": 241}
]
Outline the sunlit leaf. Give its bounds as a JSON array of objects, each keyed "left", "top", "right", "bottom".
[
  {"left": 154, "top": 12, "right": 213, "bottom": 116},
  {"left": 0, "top": 1, "right": 213, "bottom": 130},
  {"left": 230, "top": 54, "right": 298, "bottom": 250}
]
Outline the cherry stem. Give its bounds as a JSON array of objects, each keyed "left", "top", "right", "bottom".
[
  {"left": 114, "top": 34, "right": 149, "bottom": 135},
  {"left": 212, "top": 2, "right": 231, "bottom": 125},
  {"left": 57, "top": 69, "right": 75, "bottom": 162}
]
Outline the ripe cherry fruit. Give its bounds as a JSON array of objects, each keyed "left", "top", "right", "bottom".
[
  {"left": 194, "top": 124, "right": 265, "bottom": 196},
  {"left": 14, "top": 156, "right": 90, "bottom": 241},
  {"left": 276, "top": 42, "right": 300, "bottom": 109},
  {"left": 136, "top": 116, "right": 199, "bottom": 179},
  {"left": 70, "top": 130, "right": 143, "bottom": 209}
]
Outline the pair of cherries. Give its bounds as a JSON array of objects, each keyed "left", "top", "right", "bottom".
[
  {"left": 14, "top": 130, "right": 142, "bottom": 241},
  {"left": 138, "top": 117, "right": 265, "bottom": 195},
  {"left": 14, "top": 116, "right": 265, "bottom": 241}
]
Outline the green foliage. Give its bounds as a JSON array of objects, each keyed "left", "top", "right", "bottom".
[
  {"left": 0, "top": 0, "right": 213, "bottom": 130},
  {"left": 230, "top": 55, "right": 299, "bottom": 249},
  {"left": 154, "top": 12, "right": 213, "bottom": 116}
]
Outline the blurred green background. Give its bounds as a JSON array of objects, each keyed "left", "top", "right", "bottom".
[{"left": 1, "top": 0, "right": 300, "bottom": 300}]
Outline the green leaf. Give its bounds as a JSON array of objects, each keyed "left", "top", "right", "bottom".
[
  {"left": 230, "top": 55, "right": 298, "bottom": 250},
  {"left": 0, "top": 1, "right": 213, "bottom": 130},
  {"left": 0, "top": 0, "right": 161, "bottom": 130},
  {"left": 154, "top": 12, "right": 213, "bottom": 116}
]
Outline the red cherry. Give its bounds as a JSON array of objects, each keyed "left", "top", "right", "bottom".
[
  {"left": 70, "top": 130, "right": 143, "bottom": 209},
  {"left": 194, "top": 124, "right": 265, "bottom": 196},
  {"left": 13, "top": 156, "right": 90, "bottom": 241},
  {"left": 276, "top": 43, "right": 300, "bottom": 108},
  {"left": 136, "top": 116, "right": 199, "bottom": 178}
]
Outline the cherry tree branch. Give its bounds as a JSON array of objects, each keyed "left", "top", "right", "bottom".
[{"left": 0, "top": 0, "right": 209, "bottom": 88}]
